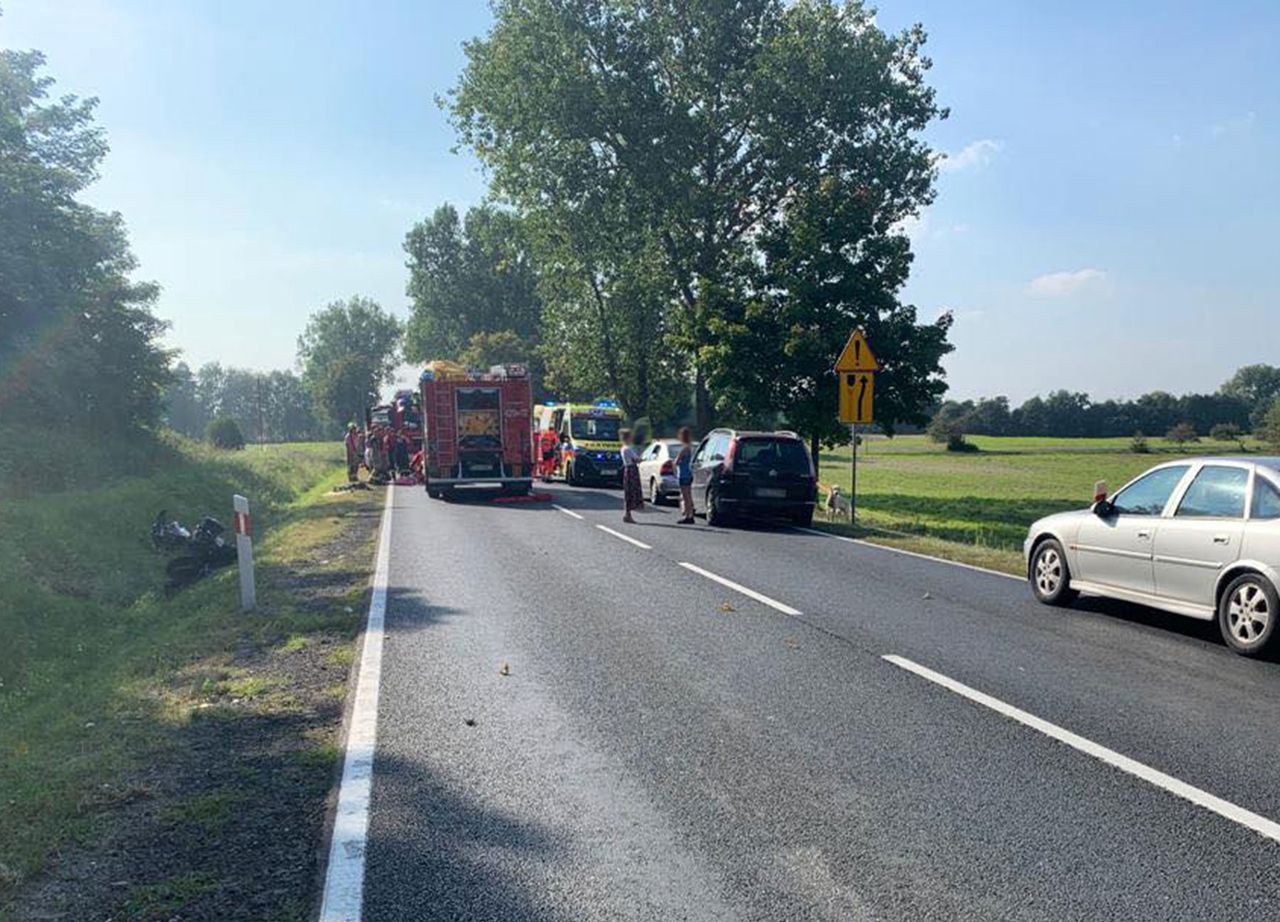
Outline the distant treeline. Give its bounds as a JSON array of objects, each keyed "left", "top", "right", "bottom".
[
  {"left": 933, "top": 364, "right": 1280, "bottom": 439},
  {"left": 163, "top": 362, "right": 329, "bottom": 443}
]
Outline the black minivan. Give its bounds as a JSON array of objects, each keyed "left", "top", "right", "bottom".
[{"left": 691, "top": 429, "right": 818, "bottom": 527}]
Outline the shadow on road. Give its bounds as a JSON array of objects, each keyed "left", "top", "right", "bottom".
[{"left": 364, "top": 752, "right": 563, "bottom": 922}]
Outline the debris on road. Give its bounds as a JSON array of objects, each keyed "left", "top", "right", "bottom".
[
  {"left": 720, "top": 602, "right": 736, "bottom": 613},
  {"left": 463, "top": 717, "right": 477, "bottom": 727},
  {"left": 498, "top": 660, "right": 511, "bottom": 676}
]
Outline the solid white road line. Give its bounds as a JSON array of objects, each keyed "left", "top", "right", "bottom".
[
  {"left": 553, "top": 504, "right": 584, "bottom": 520},
  {"left": 596, "top": 523, "right": 653, "bottom": 550},
  {"left": 679, "top": 562, "right": 802, "bottom": 616},
  {"left": 796, "top": 526, "right": 1023, "bottom": 582},
  {"left": 318, "top": 484, "right": 395, "bottom": 921},
  {"left": 882, "top": 654, "right": 1280, "bottom": 845}
]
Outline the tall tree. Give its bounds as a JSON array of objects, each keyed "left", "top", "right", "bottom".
[
  {"left": 1220, "top": 364, "right": 1280, "bottom": 429},
  {"left": 451, "top": 0, "right": 947, "bottom": 432},
  {"left": 162, "top": 361, "right": 207, "bottom": 437},
  {"left": 0, "top": 47, "right": 169, "bottom": 435},
  {"left": 297, "top": 297, "right": 402, "bottom": 431},
  {"left": 403, "top": 203, "right": 542, "bottom": 362}
]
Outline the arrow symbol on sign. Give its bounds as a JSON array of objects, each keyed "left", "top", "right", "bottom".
[{"left": 857, "top": 375, "right": 869, "bottom": 415}]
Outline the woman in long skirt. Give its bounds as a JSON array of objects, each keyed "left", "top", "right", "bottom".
[{"left": 620, "top": 428, "right": 643, "bottom": 523}]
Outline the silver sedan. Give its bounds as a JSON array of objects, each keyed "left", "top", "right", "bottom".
[{"left": 1025, "top": 457, "right": 1280, "bottom": 656}]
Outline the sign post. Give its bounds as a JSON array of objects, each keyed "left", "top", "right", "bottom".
[
  {"left": 834, "top": 329, "right": 880, "bottom": 524},
  {"left": 232, "top": 494, "right": 255, "bottom": 611}
]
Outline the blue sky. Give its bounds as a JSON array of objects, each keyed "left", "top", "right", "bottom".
[{"left": 4, "top": 0, "right": 1277, "bottom": 402}]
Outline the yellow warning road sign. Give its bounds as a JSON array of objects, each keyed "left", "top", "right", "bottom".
[
  {"left": 839, "top": 371, "right": 875, "bottom": 424},
  {"left": 834, "top": 329, "right": 880, "bottom": 373}
]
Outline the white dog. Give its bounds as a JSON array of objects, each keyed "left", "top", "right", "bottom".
[{"left": 824, "top": 485, "right": 851, "bottom": 520}]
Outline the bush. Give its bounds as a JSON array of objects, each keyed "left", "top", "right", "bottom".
[
  {"left": 1165, "top": 421, "right": 1199, "bottom": 444},
  {"left": 1209, "top": 422, "right": 1245, "bottom": 449},
  {"left": 945, "top": 433, "right": 978, "bottom": 453},
  {"left": 205, "top": 416, "right": 246, "bottom": 450},
  {"left": 926, "top": 415, "right": 962, "bottom": 444},
  {"left": 1130, "top": 431, "right": 1151, "bottom": 454}
]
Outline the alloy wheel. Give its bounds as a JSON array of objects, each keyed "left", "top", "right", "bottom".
[
  {"left": 1035, "top": 546, "right": 1063, "bottom": 597},
  {"left": 1227, "top": 582, "right": 1271, "bottom": 643}
]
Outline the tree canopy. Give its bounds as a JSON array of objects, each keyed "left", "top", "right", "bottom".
[
  {"left": 0, "top": 48, "right": 169, "bottom": 436},
  {"left": 450, "top": 0, "right": 951, "bottom": 436},
  {"left": 403, "top": 204, "right": 542, "bottom": 362},
  {"left": 296, "top": 296, "right": 402, "bottom": 430}
]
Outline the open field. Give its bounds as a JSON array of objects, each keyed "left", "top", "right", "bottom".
[
  {"left": 0, "top": 437, "right": 381, "bottom": 920},
  {"left": 816, "top": 433, "right": 1268, "bottom": 573}
]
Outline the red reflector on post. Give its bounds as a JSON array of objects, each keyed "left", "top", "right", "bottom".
[{"left": 234, "top": 511, "right": 252, "bottom": 536}]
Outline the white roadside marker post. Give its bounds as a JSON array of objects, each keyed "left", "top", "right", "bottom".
[{"left": 233, "top": 494, "right": 256, "bottom": 611}]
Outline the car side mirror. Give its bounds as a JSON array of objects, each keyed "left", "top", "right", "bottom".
[{"left": 1093, "top": 499, "right": 1115, "bottom": 518}]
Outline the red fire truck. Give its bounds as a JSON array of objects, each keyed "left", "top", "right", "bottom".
[{"left": 419, "top": 361, "right": 534, "bottom": 499}]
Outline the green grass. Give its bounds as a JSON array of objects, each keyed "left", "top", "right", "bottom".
[
  {"left": 816, "top": 433, "right": 1266, "bottom": 572},
  {"left": 0, "top": 435, "right": 371, "bottom": 895},
  {"left": 121, "top": 872, "right": 218, "bottom": 920}
]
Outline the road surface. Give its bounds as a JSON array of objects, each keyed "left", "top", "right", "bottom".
[{"left": 350, "top": 483, "right": 1280, "bottom": 921}]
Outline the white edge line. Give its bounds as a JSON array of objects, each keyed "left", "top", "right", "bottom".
[
  {"left": 596, "top": 523, "right": 652, "bottom": 550},
  {"left": 553, "top": 503, "right": 584, "bottom": 520},
  {"left": 882, "top": 653, "right": 1280, "bottom": 845},
  {"left": 318, "top": 484, "right": 395, "bottom": 921},
  {"left": 679, "top": 562, "right": 802, "bottom": 616},
  {"left": 796, "top": 526, "right": 1023, "bottom": 582}
]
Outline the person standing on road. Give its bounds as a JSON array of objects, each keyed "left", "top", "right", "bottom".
[
  {"left": 620, "top": 428, "right": 643, "bottom": 524},
  {"left": 674, "top": 426, "right": 695, "bottom": 524},
  {"left": 344, "top": 423, "right": 362, "bottom": 483}
]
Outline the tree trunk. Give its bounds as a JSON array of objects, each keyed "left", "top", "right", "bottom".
[{"left": 694, "top": 365, "right": 711, "bottom": 435}]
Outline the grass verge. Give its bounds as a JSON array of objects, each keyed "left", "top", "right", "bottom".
[{"left": 0, "top": 435, "right": 381, "bottom": 920}]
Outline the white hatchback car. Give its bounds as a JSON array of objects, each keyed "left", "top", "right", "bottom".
[
  {"left": 637, "top": 439, "right": 684, "bottom": 505},
  {"left": 1025, "top": 458, "right": 1280, "bottom": 656}
]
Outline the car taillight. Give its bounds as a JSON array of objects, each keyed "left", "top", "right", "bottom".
[{"left": 661, "top": 460, "right": 673, "bottom": 475}]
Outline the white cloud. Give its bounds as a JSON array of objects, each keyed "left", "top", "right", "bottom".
[
  {"left": 1210, "top": 111, "right": 1256, "bottom": 139},
  {"left": 1026, "top": 268, "right": 1108, "bottom": 297},
  {"left": 938, "top": 139, "right": 1003, "bottom": 173}
]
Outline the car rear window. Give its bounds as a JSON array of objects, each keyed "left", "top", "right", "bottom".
[{"left": 736, "top": 438, "right": 811, "bottom": 474}]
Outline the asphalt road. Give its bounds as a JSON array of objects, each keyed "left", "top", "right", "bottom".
[{"left": 360, "top": 483, "right": 1280, "bottom": 921}]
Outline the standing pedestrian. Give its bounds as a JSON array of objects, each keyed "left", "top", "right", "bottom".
[
  {"left": 343, "top": 423, "right": 362, "bottom": 483},
  {"left": 620, "top": 428, "right": 643, "bottom": 524},
  {"left": 674, "top": 426, "right": 695, "bottom": 524}
]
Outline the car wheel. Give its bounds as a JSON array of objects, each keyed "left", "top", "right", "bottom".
[
  {"left": 707, "top": 487, "right": 732, "bottom": 527},
  {"left": 1218, "top": 573, "right": 1278, "bottom": 657},
  {"left": 791, "top": 507, "right": 813, "bottom": 528},
  {"left": 1029, "top": 538, "right": 1076, "bottom": 606},
  {"left": 649, "top": 477, "right": 665, "bottom": 505}
]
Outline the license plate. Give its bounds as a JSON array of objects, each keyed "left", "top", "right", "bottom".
[
  {"left": 755, "top": 487, "right": 786, "bottom": 498},
  {"left": 471, "top": 464, "right": 492, "bottom": 472},
  {"left": 599, "top": 468, "right": 617, "bottom": 476}
]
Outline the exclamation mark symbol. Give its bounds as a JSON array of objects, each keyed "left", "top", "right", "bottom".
[{"left": 854, "top": 339, "right": 861, "bottom": 366}]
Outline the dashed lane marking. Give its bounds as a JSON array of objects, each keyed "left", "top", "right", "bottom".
[
  {"left": 596, "top": 523, "right": 653, "bottom": 550},
  {"left": 678, "top": 562, "right": 802, "bottom": 616}
]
